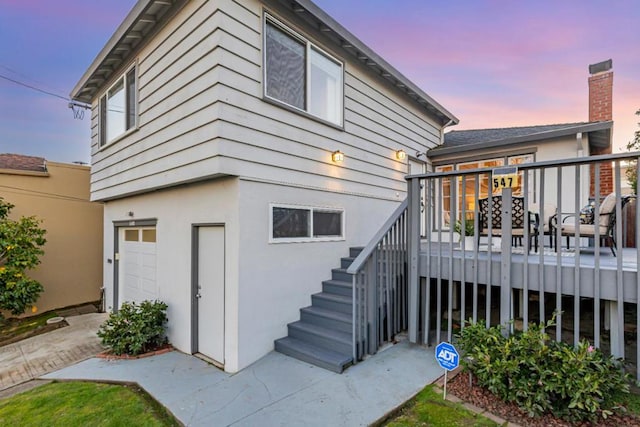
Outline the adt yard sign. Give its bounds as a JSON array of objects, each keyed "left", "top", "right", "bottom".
[{"left": 435, "top": 342, "right": 459, "bottom": 371}]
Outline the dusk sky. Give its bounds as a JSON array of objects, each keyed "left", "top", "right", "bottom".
[{"left": 1, "top": 0, "right": 638, "bottom": 164}]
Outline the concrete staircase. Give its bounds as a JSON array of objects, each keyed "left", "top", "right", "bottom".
[{"left": 274, "top": 247, "right": 363, "bottom": 373}]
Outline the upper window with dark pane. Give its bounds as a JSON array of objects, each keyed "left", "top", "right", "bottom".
[{"left": 265, "top": 21, "right": 306, "bottom": 111}]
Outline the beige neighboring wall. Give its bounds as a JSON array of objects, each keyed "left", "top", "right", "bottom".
[{"left": 0, "top": 161, "right": 103, "bottom": 315}]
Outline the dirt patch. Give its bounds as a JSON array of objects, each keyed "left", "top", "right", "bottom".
[
  {"left": 0, "top": 319, "right": 69, "bottom": 347},
  {"left": 447, "top": 372, "right": 640, "bottom": 426}
]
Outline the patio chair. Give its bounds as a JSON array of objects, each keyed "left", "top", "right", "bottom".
[
  {"left": 557, "top": 193, "right": 633, "bottom": 256},
  {"left": 477, "top": 196, "right": 539, "bottom": 250},
  {"left": 530, "top": 203, "right": 557, "bottom": 248}
]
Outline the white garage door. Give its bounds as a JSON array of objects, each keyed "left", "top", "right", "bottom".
[{"left": 119, "top": 227, "right": 157, "bottom": 306}]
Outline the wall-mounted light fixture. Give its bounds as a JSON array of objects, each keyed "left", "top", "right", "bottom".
[
  {"left": 396, "top": 149, "right": 406, "bottom": 160},
  {"left": 332, "top": 150, "right": 344, "bottom": 163}
]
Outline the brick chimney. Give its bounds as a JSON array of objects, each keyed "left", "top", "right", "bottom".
[{"left": 588, "top": 59, "right": 613, "bottom": 197}]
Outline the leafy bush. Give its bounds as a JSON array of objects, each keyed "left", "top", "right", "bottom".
[
  {"left": 0, "top": 198, "right": 47, "bottom": 319},
  {"left": 454, "top": 219, "right": 475, "bottom": 236},
  {"left": 625, "top": 108, "right": 640, "bottom": 194},
  {"left": 97, "top": 300, "right": 168, "bottom": 356},
  {"left": 457, "top": 317, "right": 632, "bottom": 423}
]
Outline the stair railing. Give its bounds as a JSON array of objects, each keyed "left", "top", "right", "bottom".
[{"left": 347, "top": 199, "right": 409, "bottom": 362}]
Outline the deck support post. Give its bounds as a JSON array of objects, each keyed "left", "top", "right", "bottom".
[
  {"left": 607, "top": 301, "right": 623, "bottom": 358},
  {"left": 452, "top": 282, "right": 459, "bottom": 310},
  {"left": 500, "top": 188, "right": 513, "bottom": 336},
  {"left": 408, "top": 177, "right": 421, "bottom": 343},
  {"left": 516, "top": 289, "right": 524, "bottom": 318}
]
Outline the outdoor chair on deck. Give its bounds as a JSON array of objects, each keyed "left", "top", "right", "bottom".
[
  {"left": 477, "top": 196, "right": 539, "bottom": 251},
  {"left": 531, "top": 203, "right": 557, "bottom": 248},
  {"left": 556, "top": 193, "right": 634, "bottom": 256}
]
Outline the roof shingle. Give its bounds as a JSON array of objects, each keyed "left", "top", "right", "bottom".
[
  {"left": 443, "top": 123, "right": 590, "bottom": 148},
  {"left": 0, "top": 153, "right": 47, "bottom": 172},
  {"left": 429, "top": 121, "right": 612, "bottom": 158}
]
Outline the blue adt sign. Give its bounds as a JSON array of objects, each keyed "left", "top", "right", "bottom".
[{"left": 435, "top": 342, "right": 459, "bottom": 371}]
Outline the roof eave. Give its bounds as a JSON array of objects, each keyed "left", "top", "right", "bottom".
[
  {"left": 293, "top": 0, "right": 458, "bottom": 125},
  {"left": 71, "top": 0, "right": 188, "bottom": 103},
  {"left": 73, "top": 0, "right": 458, "bottom": 125},
  {"left": 71, "top": 0, "right": 148, "bottom": 101}
]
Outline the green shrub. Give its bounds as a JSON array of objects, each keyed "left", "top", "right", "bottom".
[
  {"left": 457, "top": 316, "right": 632, "bottom": 423},
  {"left": 0, "top": 197, "right": 47, "bottom": 319},
  {"left": 454, "top": 219, "right": 475, "bottom": 236},
  {"left": 97, "top": 300, "right": 168, "bottom": 356}
]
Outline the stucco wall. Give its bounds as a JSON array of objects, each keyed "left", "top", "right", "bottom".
[
  {"left": 0, "top": 162, "right": 103, "bottom": 315},
  {"left": 101, "top": 177, "right": 241, "bottom": 370},
  {"left": 535, "top": 134, "right": 591, "bottom": 212},
  {"left": 101, "top": 176, "right": 399, "bottom": 372},
  {"left": 235, "top": 179, "right": 398, "bottom": 370}
]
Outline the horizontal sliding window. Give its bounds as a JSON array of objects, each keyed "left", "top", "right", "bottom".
[
  {"left": 99, "top": 63, "right": 138, "bottom": 147},
  {"left": 270, "top": 204, "right": 344, "bottom": 242},
  {"left": 264, "top": 15, "right": 343, "bottom": 126}
]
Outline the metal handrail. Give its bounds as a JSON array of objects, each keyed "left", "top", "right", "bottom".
[
  {"left": 347, "top": 199, "right": 408, "bottom": 275},
  {"left": 410, "top": 151, "right": 640, "bottom": 378},
  {"left": 348, "top": 198, "right": 409, "bottom": 363}
]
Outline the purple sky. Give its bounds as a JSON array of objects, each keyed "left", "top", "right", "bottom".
[{"left": 1, "top": 0, "right": 638, "bottom": 164}]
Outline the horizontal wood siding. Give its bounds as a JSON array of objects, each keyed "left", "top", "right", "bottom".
[{"left": 89, "top": 0, "right": 445, "bottom": 201}]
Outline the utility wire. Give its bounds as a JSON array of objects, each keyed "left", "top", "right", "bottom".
[
  {"left": 0, "top": 73, "right": 70, "bottom": 101},
  {"left": 0, "top": 184, "right": 94, "bottom": 203},
  {"left": 0, "top": 64, "right": 59, "bottom": 94}
]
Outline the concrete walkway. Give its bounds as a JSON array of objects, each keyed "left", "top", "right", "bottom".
[
  {"left": 0, "top": 312, "right": 106, "bottom": 391},
  {"left": 44, "top": 340, "right": 442, "bottom": 426}
]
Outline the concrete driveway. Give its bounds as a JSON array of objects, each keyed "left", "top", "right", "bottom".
[
  {"left": 44, "top": 339, "right": 442, "bottom": 426},
  {"left": 0, "top": 312, "right": 106, "bottom": 392}
]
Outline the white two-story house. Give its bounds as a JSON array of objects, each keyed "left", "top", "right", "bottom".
[{"left": 71, "top": 0, "right": 457, "bottom": 373}]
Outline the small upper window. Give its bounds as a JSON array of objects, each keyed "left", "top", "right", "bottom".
[
  {"left": 124, "top": 229, "right": 139, "bottom": 242},
  {"left": 264, "top": 16, "right": 343, "bottom": 126},
  {"left": 99, "top": 64, "right": 137, "bottom": 147}
]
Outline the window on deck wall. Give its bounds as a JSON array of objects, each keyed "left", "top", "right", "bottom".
[
  {"left": 435, "top": 154, "right": 534, "bottom": 228},
  {"left": 264, "top": 15, "right": 343, "bottom": 126}
]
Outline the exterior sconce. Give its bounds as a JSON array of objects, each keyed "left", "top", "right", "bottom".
[
  {"left": 396, "top": 149, "right": 406, "bottom": 160},
  {"left": 332, "top": 150, "right": 344, "bottom": 163}
]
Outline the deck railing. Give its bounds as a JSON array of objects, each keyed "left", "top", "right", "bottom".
[
  {"left": 347, "top": 199, "right": 409, "bottom": 362},
  {"left": 406, "top": 151, "right": 640, "bottom": 377}
]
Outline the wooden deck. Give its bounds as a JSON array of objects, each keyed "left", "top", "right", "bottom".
[
  {"left": 419, "top": 242, "right": 638, "bottom": 303},
  {"left": 417, "top": 240, "right": 639, "bottom": 364}
]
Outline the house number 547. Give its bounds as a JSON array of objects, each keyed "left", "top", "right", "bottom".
[{"left": 492, "top": 175, "right": 518, "bottom": 191}]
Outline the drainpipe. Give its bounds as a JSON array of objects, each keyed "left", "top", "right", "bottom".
[{"left": 434, "top": 119, "right": 457, "bottom": 170}]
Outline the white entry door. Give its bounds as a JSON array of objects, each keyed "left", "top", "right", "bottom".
[
  {"left": 196, "top": 226, "right": 225, "bottom": 365},
  {"left": 120, "top": 227, "right": 157, "bottom": 306}
]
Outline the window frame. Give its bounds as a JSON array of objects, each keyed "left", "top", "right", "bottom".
[
  {"left": 98, "top": 62, "right": 139, "bottom": 149},
  {"left": 263, "top": 13, "right": 344, "bottom": 128},
  {"left": 269, "top": 203, "right": 345, "bottom": 243},
  {"left": 434, "top": 153, "right": 536, "bottom": 230}
]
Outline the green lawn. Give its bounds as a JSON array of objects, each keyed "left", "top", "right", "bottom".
[
  {"left": 0, "top": 381, "right": 179, "bottom": 427},
  {"left": 382, "top": 383, "right": 640, "bottom": 426},
  {"left": 381, "top": 385, "right": 498, "bottom": 427}
]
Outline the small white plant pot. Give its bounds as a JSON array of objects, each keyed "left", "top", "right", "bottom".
[{"left": 463, "top": 236, "right": 475, "bottom": 251}]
